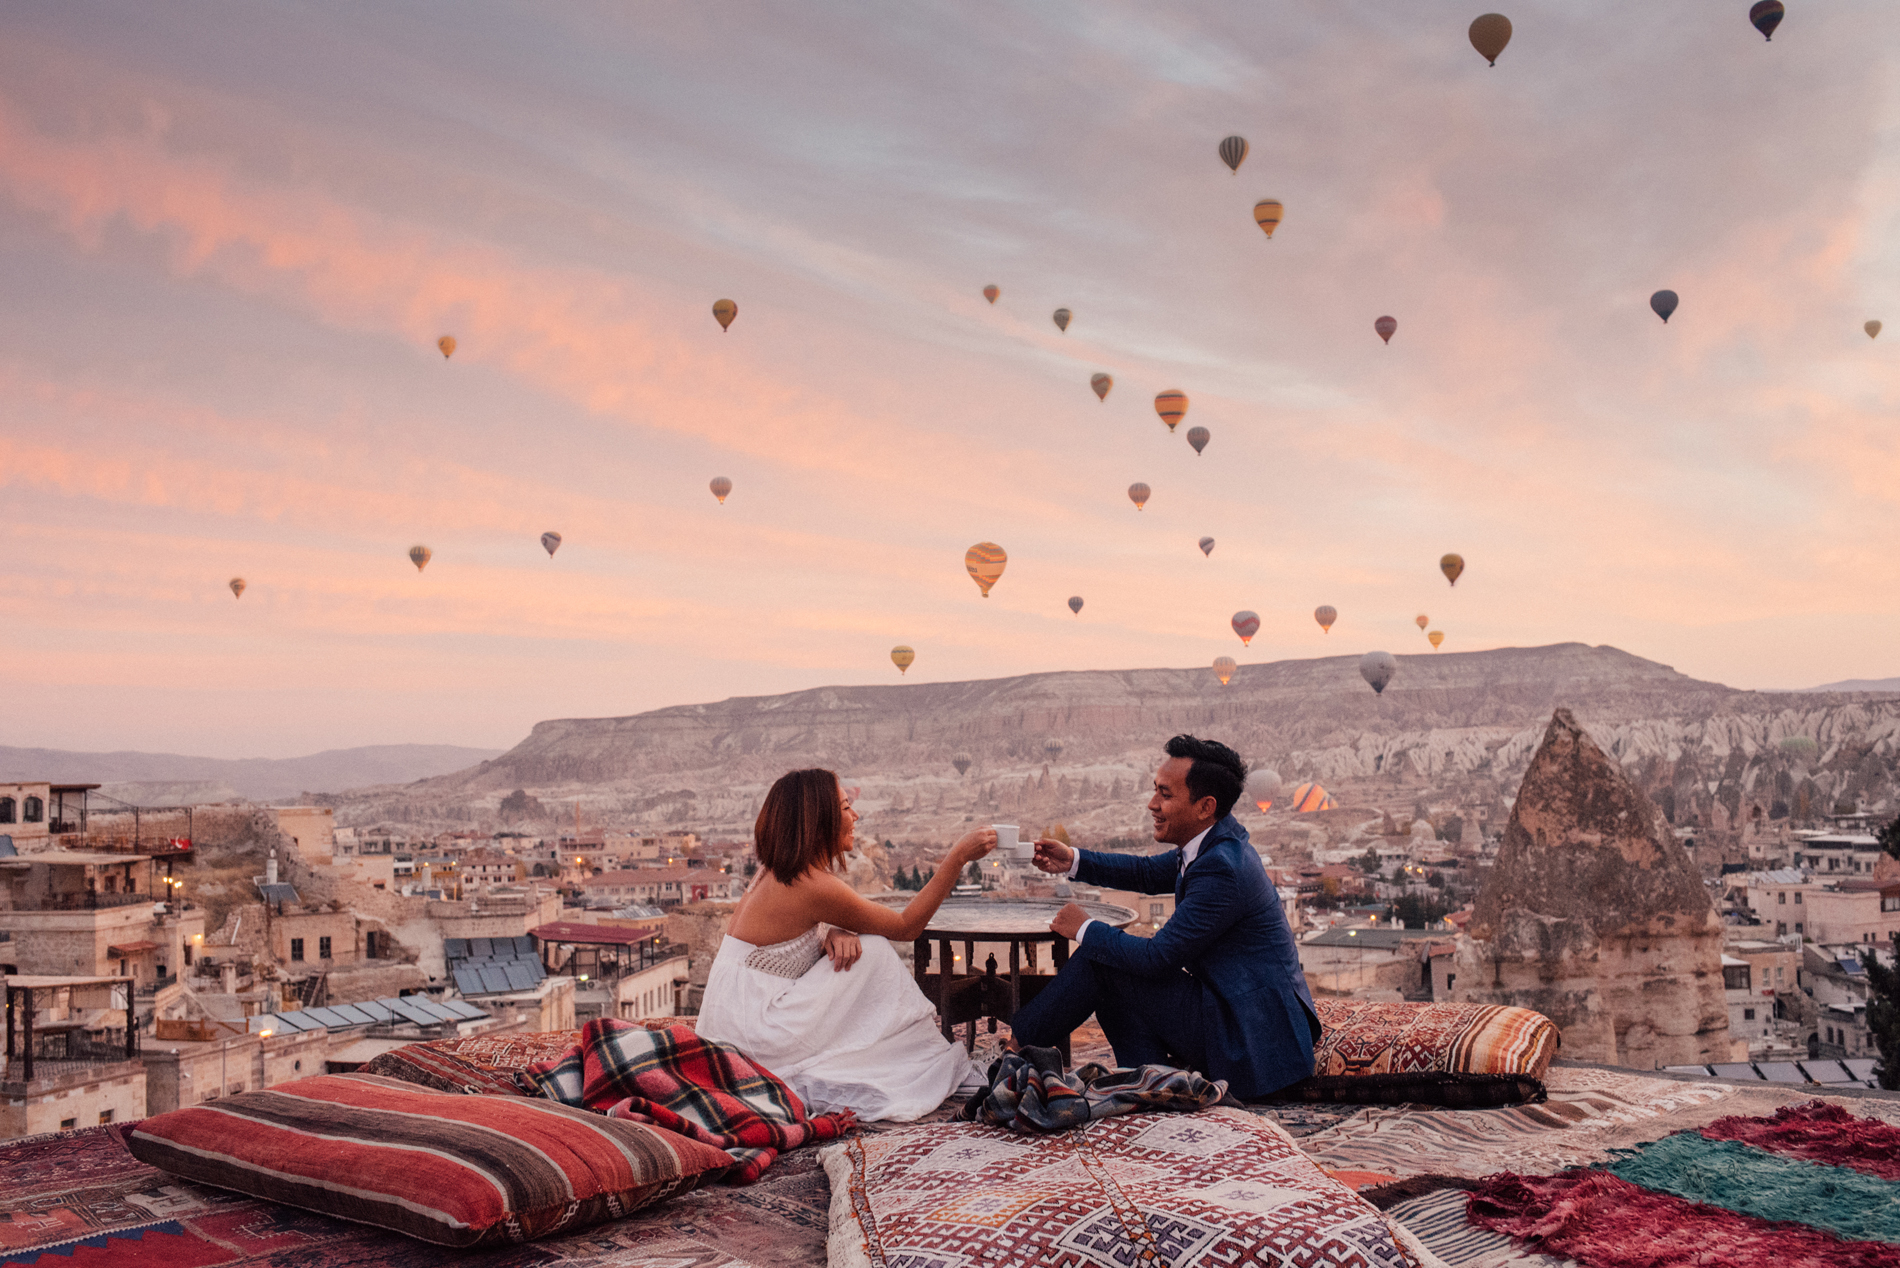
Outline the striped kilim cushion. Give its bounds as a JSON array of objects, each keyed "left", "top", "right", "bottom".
[
  {"left": 361, "top": 1028, "right": 584, "bottom": 1095},
  {"left": 120, "top": 1073, "right": 735, "bottom": 1246},
  {"left": 1274, "top": 1000, "right": 1560, "bottom": 1107}
]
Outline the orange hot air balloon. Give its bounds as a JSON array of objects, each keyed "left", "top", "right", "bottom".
[
  {"left": 1375, "top": 316, "right": 1397, "bottom": 344},
  {"left": 1314, "top": 605, "right": 1337, "bottom": 633},
  {"left": 1253, "top": 200, "right": 1283, "bottom": 238},
  {"left": 1288, "top": 782, "right": 1337, "bottom": 813},
  {"left": 229, "top": 577, "right": 246, "bottom": 599},
  {"left": 965, "top": 542, "right": 1007, "bottom": 597},
  {"left": 1154, "top": 390, "right": 1188, "bottom": 432},
  {"left": 1091, "top": 372, "right": 1113, "bottom": 401},
  {"left": 710, "top": 476, "right": 733, "bottom": 504},
  {"left": 1440, "top": 553, "right": 1465, "bottom": 586},
  {"left": 1469, "top": 13, "right": 1512, "bottom": 65},
  {"left": 437, "top": 335, "right": 456, "bottom": 359},
  {"left": 712, "top": 299, "right": 737, "bottom": 331},
  {"left": 1415, "top": 614, "right": 1429, "bottom": 631},
  {"left": 1127, "top": 482, "right": 1151, "bottom": 510},
  {"left": 409, "top": 545, "right": 432, "bottom": 572},
  {"left": 1232, "top": 610, "right": 1260, "bottom": 645},
  {"left": 1212, "top": 656, "right": 1237, "bottom": 686},
  {"left": 891, "top": 645, "right": 915, "bottom": 674},
  {"left": 1428, "top": 629, "right": 1445, "bottom": 650},
  {"left": 982, "top": 285, "right": 999, "bottom": 304}
]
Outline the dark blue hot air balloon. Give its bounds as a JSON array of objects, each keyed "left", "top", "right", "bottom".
[
  {"left": 1650, "top": 290, "right": 1679, "bottom": 324},
  {"left": 1750, "top": 1, "right": 1784, "bottom": 42}
]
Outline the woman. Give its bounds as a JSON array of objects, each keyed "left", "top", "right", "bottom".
[{"left": 695, "top": 768, "right": 997, "bottom": 1121}]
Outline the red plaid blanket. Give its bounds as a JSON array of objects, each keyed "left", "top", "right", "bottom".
[{"left": 524, "top": 1018, "right": 854, "bottom": 1183}]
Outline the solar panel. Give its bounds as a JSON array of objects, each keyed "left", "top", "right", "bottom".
[
  {"left": 444, "top": 939, "right": 468, "bottom": 960},
  {"left": 478, "top": 966, "right": 511, "bottom": 993},
  {"left": 1662, "top": 1065, "right": 1714, "bottom": 1076},
  {"left": 513, "top": 935, "right": 537, "bottom": 955},
  {"left": 504, "top": 963, "right": 538, "bottom": 991},
  {"left": 439, "top": 999, "right": 487, "bottom": 1019},
  {"left": 264, "top": 1011, "right": 318, "bottom": 1033},
  {"left": 356, "top": 1000, "right": 397, "bottom": 1021},
  {"left": 1844, "top": 1058, "right": 1879, "bottom": 1081},
  {"left": 412, "top": 999, "right": 460, "bottom": 1022},
  {"left": 1755, "top": 1061, "right": 1806, "bottom": 1084},
  {"left": 471, "top": 938, "right": 493, "bottom": 958},
  {"left": 328, "top": 1004, "right": 375, "bottom": 1025},
  {"left": 300, "top": 1007, "right": 349, "bottom": 1028},
  {"left": 1707, "top": 1062, "right": 1763, "bottom": 1080},
  {"left": 390, "top": 997, "right": 439, "bottom": 1026},
  {"left": 1798, "top": 1060, "right": 1854, "bottom": 1084},
  {"left": 453, "top": 968, "right": 488, "bottom": 996},
  {"left": 257, "top": 882, "right": 300, "bottom": 904}
]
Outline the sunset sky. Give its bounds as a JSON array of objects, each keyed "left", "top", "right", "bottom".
[{"left": 3, "top": 2, "right": 1898, "bottom": 758}]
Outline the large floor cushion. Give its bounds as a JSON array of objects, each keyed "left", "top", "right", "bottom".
[
  {"left": 824, "top": 1107, "right": 1441, "bottom": 1267},
  {"left": 121, "top": 1072, "right": 735, "bottom": 1247},
  {"left": 1275, "top": 1000, "right": 1560, "bottom": 1107}
]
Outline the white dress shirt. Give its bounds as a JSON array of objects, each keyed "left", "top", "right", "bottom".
[{"left": 1064, "top": 824, "right": 1212, "bottom": 944}]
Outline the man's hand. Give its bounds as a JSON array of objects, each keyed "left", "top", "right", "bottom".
[
  {"left": 823, "top": 928, "right": 862, "bottom": 972},
  {"left": 1032, "top": 838, "right": 1074, "bottom": 874},
  {"left": 1049, "top": 901, "right": 1089, "bottom": 940}
]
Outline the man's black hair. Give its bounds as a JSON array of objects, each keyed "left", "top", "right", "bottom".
[{"left": 1164, "top": 734, "right": 1248, "bottom": 820}]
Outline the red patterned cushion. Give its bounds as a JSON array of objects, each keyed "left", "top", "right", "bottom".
[
  {"left": 824, "top": 1108, "right": 1431, "bottom": 1267},
  {"left": 1273, "top": 1000, "right": 1560, "bottom": 1107},
  {"left": 362, "top": 1029, "right": 584, "bottom": 1095},
  {"left": 121, "top": 1073, "right": 733, "bottom": 1246}
]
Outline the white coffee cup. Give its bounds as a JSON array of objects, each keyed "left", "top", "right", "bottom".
[{"left": 993, "top": 824, "right": 1029, "bottom": 860}]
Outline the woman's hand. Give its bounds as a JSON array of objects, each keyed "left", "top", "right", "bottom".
[
  {"left": 951, "top": 827, "right": 998, "bottom": 867},
  {"left": 823, "top": 927, "right": 862, "bottom": 972}
]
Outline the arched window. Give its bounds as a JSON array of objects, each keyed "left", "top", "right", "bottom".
[
  {"left": 0, "top": 797, "right": 14, "bottom": 824},
  {"left": 22, "top": 796, "right": 43, "bottom": 823}
]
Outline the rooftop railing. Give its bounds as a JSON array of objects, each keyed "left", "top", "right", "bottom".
[{"left": 12, "top": 891, "right": 156, "bottom": 912}]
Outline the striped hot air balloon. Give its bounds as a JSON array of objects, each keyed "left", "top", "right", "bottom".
[
  {"left": 540, "top": 531, "right": 562, "bottom": 557},
  {"left": 1232, "top": 610, "right": 1260, "bottom": 645},
  {"left": 1428, "top": 630, "right": 1445, "bottom": 650},
  {"left": 1375, "top": 316, "right": 1397, "bottom": 344},
  {"left": 1068, "top": 596, "right": 1084, "bottom": 615},
  {"left": 1416, "top": 614, "right": 1429, "bottom": 631},
  {"left": 710, "top": 476, "right": 733, "bottom": 504},
  {"left": 1253, "top": 200, "right": 1283, "bottom": 238},
  {"left": 1154, "top": 390, "right": 1188, "bottom": 432},
  {"left": 1314, "top": 605, "right": 1337, "bottom": 633},
  {"left": 1212, "top": 656, "right": 1237, "bottom": 686},
  {"left": 1288, "top": 782, "right": 1337, "bottom": 813},
  {"left": 1186, "top": 426, "right": 1210, "bottom": 455},
  {"left": 228, "top": 577, "right": 246, "bottom": 599},
  {"left": 965, "top": 542, "right": 1007, "bottom": 597},
  {"left": 1091, "top": 373, "right": 1113, "bottom": 401},
  {"left": 1199, "top": 537, "right": 1215, "bottom": 557},
  {"left": 1218, "top": 135, "right": 1248, "bottom": 173},
  {"left": 409, "top": 545, "right": 432, "bottom": 572},
  {"left": 891, "top": 645, "right": 915, "bottom": 674},
  {"left": 1128, "top": 483, "right": 1151, "bottom": 510}
]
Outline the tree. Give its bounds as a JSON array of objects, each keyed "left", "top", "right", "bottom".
[
  {"left": 1390, "top": 893, "right": 1452, "bottom": 930},
  {"left": 1880, "top": 813, "right": 1900, "bottom": 862},
  {"left": 1356, "top": 848, "right": 1380, "bottom": 873},
  {"left": 964, "top": 862, "right": 982, "bottom": 885},
  {"left": 1862, "top": 934, "right": 1900, "bottom": 1091}
]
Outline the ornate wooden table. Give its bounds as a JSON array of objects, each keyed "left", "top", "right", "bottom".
[{"left": 903, "top": 898, "right": 1134, "bottom": 1060}]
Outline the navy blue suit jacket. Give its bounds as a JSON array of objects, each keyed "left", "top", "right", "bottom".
[{"left": 1074, "top": 816, "right": 1320, "bottom": 1098}]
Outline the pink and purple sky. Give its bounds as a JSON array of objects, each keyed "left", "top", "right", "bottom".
[{"left": 2, "top": 3, "right": 1897, "bottom": 758}]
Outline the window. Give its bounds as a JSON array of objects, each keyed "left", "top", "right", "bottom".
[
  {"left": 1742, "top": 1008, "right": 1756, "bottom": 1021},
  {"left": 1777, "top": 892, "right": 1786, "bottom": 905},
  {"left": 1150, "top": 903, "right": 1165, "bottom": 919},
  {"left": 1884, "top": 895, "right": 1900, "bottom": 913},
  {"left": 1795, "top": 923, "right": 1804, "bottom": 934},
  {"left": 98, "top": 1110, "right": 114, "bottom": 1125},
  {"left": 318, "top": 936, "right": 332, "bottom": 960},
  {"left": 0, "top": 796, "right": 13, "bottom": 823},
  {"left": 23, "top": 796, "right": 43, "bottom": 823},
  {"left": 290, "top": 938, "right": 305, "bottom": 961},
  {"left": 59, "top": 1118, "right": 76, "bottom": 1131},
  {"left": 1794, "top": 892, "right": 1802, "bottom": 904}
]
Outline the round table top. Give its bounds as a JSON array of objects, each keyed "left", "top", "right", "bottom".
[{"left": 884, "top": 897, "right": 1136, "bottom": 936}]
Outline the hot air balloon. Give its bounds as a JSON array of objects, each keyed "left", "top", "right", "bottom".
[
  {"left": 1044, "top": 739, "right": 1064, "bottom": 761},
  {"left": 228, "top": 577, "right": 246, "bottom": 599},
  {"left": 1650, "top": 290, "right": 1679, "bottom": 323},
  {"left": 1053, "top": 308, "right": 1072, "bottom": 333},
  {"left": 1288, "top": 782, "right": 1337, "bottom": 813},
  {"left": 1750, "top": 0, "right": 1784, "bottom": 41},
  {"left": 1154, "top": 390, "right": 1188, "bottom": 432},
  {"left": 1128, "top": 482, "right": 1151, "bottom": 510},
  {"left": 1867, "top": 320, "right": 1883, "bottom": 340},
  {"left": 1428, "top": 629, "right": 1445, "bottom": 650},
  {"left": 1246, "top": 768, "right": 1283, "bottom": 812},
  {"left": 1198, "top": 537, "right": 1215, "bottom": 557},
  {"left": 891, "top": 645, "right": 915, "bottom": 675},
  {"left": 1218, "top": 135, "right": 1248, "bottom": 174},
  {"left": 1360, "top": 650, "right": 1397, "bottom": 695},
  {"left": 409, "top": 545, "right": 432, "bottom": 572},
  {"left": 710, "top": 476, "right": 733, "bottom": 504},
  {"left": 953, "top": 754, "right": 973, "bottom": 776},
  {"left": 437, "top": 335, "right": 456, "bottom": 359},
  {"left": 983, "top": 285, "right": 999, "bottom": 304},
  {"left": 1232, "top": 610, "right": 1260, "bottom": 645},
  {"left": 1253, "top": 200, "right": 1283, "bottom": 239},
  {"left": 1314, "top": 605, "right": 1337, "bottom": 633},
  {"left": 540, "top": 531, "right": 562, "bottom": 557},
  {"left": 1440, "top": 553, "right": 1465, "bottom": 586},
  {"left": 712, "top": 299, "right": 737, "bottom": 331},
  {"left": 1469, "top": 13, "right": 1512, "bottom": 65},
  {"left": 1212, "top": 656, "right": 1237, "bottom": 686},
  {"left": 966, "top": 542, "right": 1007, "bottom": 597},
  {"left": 1091, "top": 372, "right": 1113, "bottom": 401},
  {"left": 1068, "top": 595, "right": 1084, "bottom": 615},
  {"left": 1375, "top": 316, "right": 1397, "bottom": 344},
  {"left": 1186, "top": 426, "right": 1210, "bottom": 455},
  {"left": 1415, "top": 614, "right": 1429, "bottom": 631}
]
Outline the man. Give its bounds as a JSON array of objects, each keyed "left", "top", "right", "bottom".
[{"left": 1007, "top": 734, "right": 1321, "bottom": 1099}]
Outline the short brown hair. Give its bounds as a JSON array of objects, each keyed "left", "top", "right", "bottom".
[{"left": 755, "top": 769, "right": 847, "bottom": 885}]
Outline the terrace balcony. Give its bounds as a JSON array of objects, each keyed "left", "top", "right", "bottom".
[{"left": 11, "top": 891, "right": 156, "bottom": 912}]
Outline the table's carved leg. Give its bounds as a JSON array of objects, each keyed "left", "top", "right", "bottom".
[
  {"left": 984, "top": 953, "right": 998, "bottom": 1034},
  {"left": 963, "top": 941, "right": 976, "bottom": 1050},
  {"left": 1007, "top": 940, "right": 1020, "bottom": 1028},
  {"left": 936, "top": 938, "right": 953, "bottom": 1042}
]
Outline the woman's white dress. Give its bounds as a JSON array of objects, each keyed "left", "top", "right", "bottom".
[{"left": 695, "top": 927, "right": 978, "bottom": 1121}]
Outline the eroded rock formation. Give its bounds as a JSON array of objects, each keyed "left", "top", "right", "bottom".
[{"left": 1453, "top": 708, "right": 1730, "bottom": 1067}]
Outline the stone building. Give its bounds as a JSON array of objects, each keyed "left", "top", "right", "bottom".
[{"left": 1453, "top": 708, "right": 1730, "bottom": 1067}]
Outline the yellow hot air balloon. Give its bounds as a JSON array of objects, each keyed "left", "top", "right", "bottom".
[
  {"left": 983, "top": 285, "right": 999, "bottom": 304},
  {"left": 712, "top": 299, "right": 737, "bottom": 331},
  {"left": 891, "top": 645, "right": 915, "bottom": 674},
  {"left": 409, "top": 545, "right": 432, "bottom": 572},
  {"left": 1091, "top": 372, "right": 1112, "bottom": 401},
  {"left": 437, "top": 335, "right": 456, "bottom": 359},
  {"left": 1154, "top": 390, "right": 1188, "bottom": 432},
  {"left": 1212, "top": 656, "right": 1237, "bottom": 686},
  {"left": 1469, "top": 13, "right": 1512, "bottom": 65},
  {"left": 1289, "top": 782, "right": 1337, "bottom": 813},
  {"left": 1253, "top": 200, "right": 1283, "bottom": 238},
  {"left": 1127, "top": 482, "right": 1151, "bottom": 510},
  {"left": 1314, "top": 605, "right": 1336, "bottom": 633},
  {"left": 1428, "top": 629, "right": 1445, "bottom": 650},
  {"left": 710, "top": 476, "right": 733, "bottom": 504},
  {"left": 229, "top": 577, "right": 246, "bottom": 599},
  {"left": 1440, "top": 553, "right": 1465, "bottom": 586},
  {"left": 965, "top": 542, "right": 1007, "bottom": 597},
  {"left": 1868, "top": 320, "right": 1883, "bottom": 340},
  {"left": 1415, "top": 614, "right": 1429, "bottom": 631}
]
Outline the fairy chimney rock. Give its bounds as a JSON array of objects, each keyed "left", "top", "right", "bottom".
[{"left": 1453, "top": 708, "right": 1729, "bottom": 1067}]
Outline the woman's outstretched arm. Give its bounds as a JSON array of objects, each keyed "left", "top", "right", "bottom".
[{"left": 805, "top": 827, "right": 996, "bottom": 942}]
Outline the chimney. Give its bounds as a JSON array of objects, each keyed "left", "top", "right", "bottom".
[{"left": 266, "top": 849, "right": 278, "bottom": 886}]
